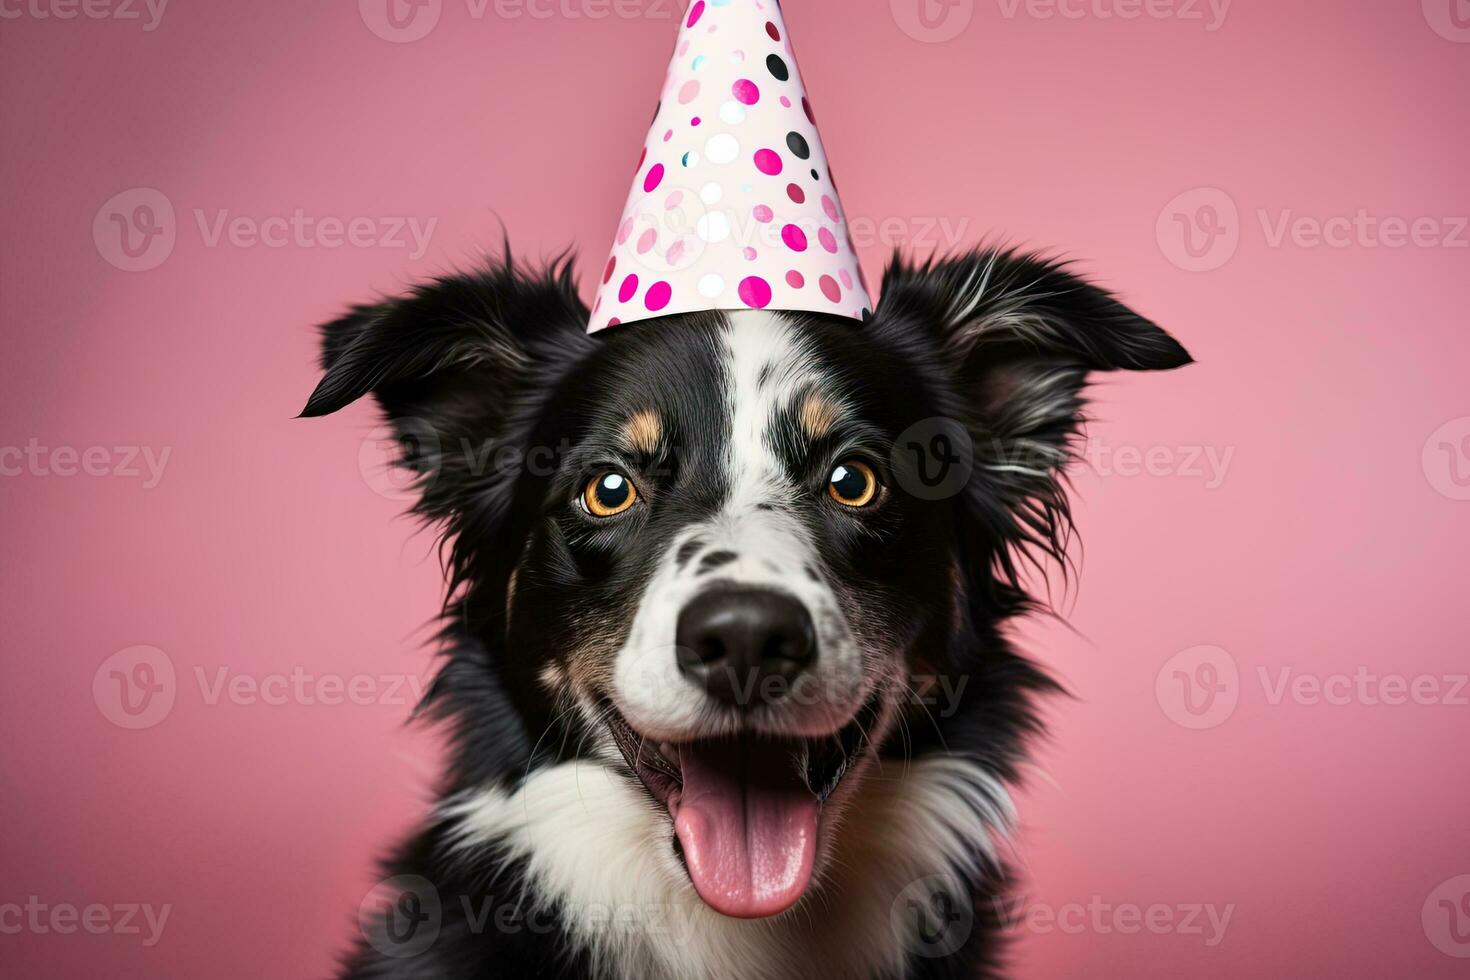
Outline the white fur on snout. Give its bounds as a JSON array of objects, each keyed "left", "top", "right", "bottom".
[{"left": 611, "top": 311, "right": 867, "bottom": 741}]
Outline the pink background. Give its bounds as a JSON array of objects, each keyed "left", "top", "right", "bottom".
[{"left": 2, "top": 1, "right": 1467, "bottom": 976}]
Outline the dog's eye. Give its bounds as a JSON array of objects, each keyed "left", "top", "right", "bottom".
[
  {"left": 827, "top": 460, "right": 878, "bottom": 508},
  {"left": 582, "top": 471, "right": 639, "bottom": 518}
]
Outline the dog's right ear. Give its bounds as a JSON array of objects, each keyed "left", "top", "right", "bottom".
[{"left": 299, "top": 258, "right": 593, "bottom": 518}]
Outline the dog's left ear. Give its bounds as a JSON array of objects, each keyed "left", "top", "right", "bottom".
[{"left": 873, "top": 248, "right": 1191, "bottom": 570}]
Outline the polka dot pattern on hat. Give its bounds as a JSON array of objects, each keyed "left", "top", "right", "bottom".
[{"left": 588, "top": 0, "right": 870, "bottom": 332}]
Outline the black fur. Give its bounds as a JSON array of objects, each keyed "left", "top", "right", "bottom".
[{"left": 303, "top": 246, "right": 1190, "bottom": 979}]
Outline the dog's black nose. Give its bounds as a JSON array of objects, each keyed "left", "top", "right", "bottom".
[{"left": 675, "top": 588, "right": 816, "bottom": 708}]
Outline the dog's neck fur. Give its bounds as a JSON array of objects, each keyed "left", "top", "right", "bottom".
[{"left": 443, "top": 756, "right": 1011, "bottom": 980}]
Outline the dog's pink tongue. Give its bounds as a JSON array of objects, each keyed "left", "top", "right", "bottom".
[{"left": 674, "top": 740, "right": 818, "bottom": 919}]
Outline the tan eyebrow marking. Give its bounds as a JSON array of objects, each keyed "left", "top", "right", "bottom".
[
  {"left": 799, "top": 393, "right": 842, "bottom": 440},
  {"left": 620, "top": 409, "right": 663, "bottom": 454}
]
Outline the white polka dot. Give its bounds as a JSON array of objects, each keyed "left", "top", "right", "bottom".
[
  {"left": 704, "top": 133, "right": 739, "bottom": 165},
  {"left": 698, "top": 274, "right": 726, "bottom": 298},
  {"left": 700, "top": 182, "right": 723, "bottom": 205},
  {"left": 697, "top": 211, "right": 732, "bottom": 243},
  {"left": 719, "top": 100, "right": 747, "bottom": 125}
]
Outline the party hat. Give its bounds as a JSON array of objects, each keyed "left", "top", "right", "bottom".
[{"left": 588, "top": 0, "right": 871, "bottom": 332}]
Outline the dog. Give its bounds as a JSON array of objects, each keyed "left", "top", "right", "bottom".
[{"left": 302, "top": 245, "right": 1190, "bottom": 979}]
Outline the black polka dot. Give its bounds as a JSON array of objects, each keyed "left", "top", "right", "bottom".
[
  {"left": 810, "top": 168, "right": 820, "bottom": 181},
  {"left": 785, "top": 132, "right": 810, "bottom": 159},
  {"left": 766, "top": 54, "right": 789, "bottom": 82}
]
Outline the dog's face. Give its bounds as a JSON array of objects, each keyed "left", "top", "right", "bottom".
[{"left": 303, "top": 250, "right": 1189, "bottom": 921}]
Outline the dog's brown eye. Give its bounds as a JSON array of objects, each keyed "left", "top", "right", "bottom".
[
  {"left": 582, "top": 471, "right": 638, "bottom": 518},
  {"left": 827, "top": 460, "right": 877, "bottom": 508}
]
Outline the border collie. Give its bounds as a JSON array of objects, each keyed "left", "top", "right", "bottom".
[{"left": 301, "top": 246, "right": 1190, "bottom": 978}]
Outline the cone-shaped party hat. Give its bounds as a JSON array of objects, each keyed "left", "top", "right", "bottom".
[{"left": 589, "top": 0, "right": 871, "bottom": 333}]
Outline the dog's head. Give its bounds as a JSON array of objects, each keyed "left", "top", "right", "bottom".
[{"left": 303, "top": 248, "right": 1189, "bottom": 920}]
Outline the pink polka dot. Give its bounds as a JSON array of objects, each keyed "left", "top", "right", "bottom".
[
  {"left": 781, "top": 224, "right": 808, "bottom": 251},
  {"left": 691, "top": 116, "right": 702, "bottom": 126},
  {"left": 779, "top": 96, "right": 792, "bottom": 108},
  {"left": 678, "top": 41, "right": 690, "bottom": 55},
  {"left": 766, "top": 21, "right": 781, "bottom": 41},
  {"left": 818, "top": 227, "right": 838, "bottom": 253},
  {"left": 602, "top": 256, "right": 617, "bottom": 284},
  {"left": 663, "top": 129, "right": 673, "bottom": 142},
  {"left": 607, "top": 317, "right": 621, "bottom": 327},
  {"left": 686, "top": 0, "right": 704, "bottom": 27},
  {"left": 739, "top": 276, "right": 773, "bottom": 309},
  {"left": 666, "top": 239, "right": 688, "bottom": 265},
  {"left": 616, "top": 217, "right": 634, "bottom": 244},
  {"left": 819, "top": 275, "right": 842, "bottom": 303},
  {"left": 839, "top": 269, "right": 854, "bottom": 290},
  {"left": 636, "top": 228, "right": 657, "bottom": 254},
  {"left": 732, "top": 79, "right": 760, "bottom": 105},
  {"left": 802, "top": 97, "right": 815, "bottom": 124},
  {"left": 786, "top": 270, "right": 805, "bottom": 288},
  {"left": 743, "top": 246, "right": 758, "bottom": 261},
  {"left": 644, "top": 164, "right": 664, "bottom": 193},
  {"left": 645, "top": 281, "right": 672, "bottom": 312},
  {"left": 821, "top": 194, "right": 839, "bottom": 222},
  {"left": 786, "top": 183, "right": 805, "bottom": 204},
  {"left": 665, "top": 190, "right": 683, "bottom": 209},
  {"left": 754, "top": 149, "right": 783, "bottom": 175},
  {"left": 679, "top": 80, "right": 701, "bottom": 104},
  {"left": 618, "top": 274, "right": 639, "bottom": 303},
  {"left": 753, "top": 204, "right": 774, "bottom": 223}
]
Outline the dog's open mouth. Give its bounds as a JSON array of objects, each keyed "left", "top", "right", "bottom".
[{"left": 604, "top": 700, "right": 876, "bottom": 919}]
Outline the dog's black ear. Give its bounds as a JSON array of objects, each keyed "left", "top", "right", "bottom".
[
  {"left": 874, "top": 247, "right": 1191, "bottom": 578},
  {"left": 300, "top": 257, "right": 592, "bottom": 518}
]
